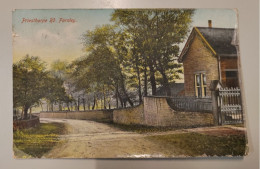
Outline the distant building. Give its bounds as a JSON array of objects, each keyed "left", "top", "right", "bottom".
[
  {"left": 156, "top": 83, "right": 184, "bottom": 97},
  {"left": 178, "top": 20, "right": 239, "bottom": 98}
]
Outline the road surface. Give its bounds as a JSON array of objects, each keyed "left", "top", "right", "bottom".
[
  {"left": 41, "top": 118, "right": 181, "bottom": 158},
  {"left": 41, "top": 118, "right": 245, "bottom": 158}
]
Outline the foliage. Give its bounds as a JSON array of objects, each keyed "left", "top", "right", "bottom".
[
  {"left": 13, "top": 55, "right": 70, "bottom": 115},
  {"left": 44, "top": 75, "right": 68, "bottom": 111},
  {"left": 111, "top": 9, "right": 194, "bottom": 96},
  {"left": 13, "top": 9, "right": 195, "bottom": 112},
  {"left": 71, "top": 9, "right": 194, "bottom": 109},
  {"left": 50, "top": 60, "right": 70, "bottom": 80},
  {"left": 13, "top": 55, "right": 48, "bottom": 117},
  {"left": 73, "top": 25, "right": 135, "bottom": 109}
]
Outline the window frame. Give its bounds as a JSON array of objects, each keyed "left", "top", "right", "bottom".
[{"left": 194, "top": 72, "right": 207, "bottom": 98}]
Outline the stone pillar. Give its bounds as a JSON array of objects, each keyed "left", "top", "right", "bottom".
[
  {"left": 210, "top": 80, "right": 223, "bottom": 125},
  {"left": 211, "top": 90, "right": 219, "bottom": 125}
]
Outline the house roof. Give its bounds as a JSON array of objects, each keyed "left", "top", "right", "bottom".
[
  {"left": 179, "top": 27, "right": 237, "bottom": 62},
  {"left": 197, "top": 27, "right": 237, "bottom": 55}
]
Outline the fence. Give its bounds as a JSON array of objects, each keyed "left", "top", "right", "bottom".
[
  {"left": 167, "top": 96, "right": 212, "bottom": 112},
  {"left": 218, "top": 87, "right": 243, "bottom": 124}
]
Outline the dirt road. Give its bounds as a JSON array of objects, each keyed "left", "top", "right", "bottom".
[
  {"left": 41, "top": 118, "right": 181, "bottom": 158},
  {"left": 41, "top": 118, "right": 245, "bottom": 158}
]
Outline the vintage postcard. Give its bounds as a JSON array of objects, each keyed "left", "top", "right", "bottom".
[{"left": 13, "top": 9, "right": 247, "bottom": 158}]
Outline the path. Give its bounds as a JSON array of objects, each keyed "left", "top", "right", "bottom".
[{"left": 41, "top": 118, "right": 245, "bottom": 158}]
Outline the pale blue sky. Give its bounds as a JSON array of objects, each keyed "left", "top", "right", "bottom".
[{"left": 13, "top": 9, "right": 237, "bottom": 66}]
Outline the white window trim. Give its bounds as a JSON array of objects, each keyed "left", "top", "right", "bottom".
[{"left": 194, "top": 73, "right": 206, "bottom": 98}]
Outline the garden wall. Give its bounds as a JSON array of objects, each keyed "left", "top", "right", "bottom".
[
  {"left": 143, "top": 96, "right": 213, "bottom": 127},
  {"left": 40, "top": 97, "right": 214, "bottom": 128},
  {"left": 13, "top": 115, "right": 40, "bottom": 130},
  {"left": 40, "top": 110, "right": 113, "bottom": 122},
  {"left": 113, "top": 104, "right": 144, "bottom": 125}
]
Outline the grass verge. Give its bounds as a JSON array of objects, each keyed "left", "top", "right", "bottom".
[
  {"left": 13, "top": 122, "right": 67, "bottom": 158},
  {"left": 107, "top": 123, "right": 180, "bottom": 133},
  {"left": 147, "top": 132, "right": 247, "bottom": 157}
]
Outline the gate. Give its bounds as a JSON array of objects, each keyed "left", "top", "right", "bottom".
[{"left": 218, "top": 87, "right": 243, "bottom": 125}]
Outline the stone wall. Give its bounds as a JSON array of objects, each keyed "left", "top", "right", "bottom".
[
  {"left": 143, "top": 97, "right": 174, "bottom": 126},
  {"left": 40, "top": 110, "right": 113, "bottom": 122},
  {"left": 13, "top": 116, "right": 40, "bottom": 130},
  {"left": 143, "top": 97, "right": 213, "bottom": 127},
  {"left": 113, "top": 104, "right": 144, "bottom": 125},
  {"left": 40, "top": 97, "right": 214, "bottom": 128}
]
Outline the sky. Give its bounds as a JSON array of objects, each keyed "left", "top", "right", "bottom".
[{"left": 12, "top": 9, "right": 237, "bottom": 67}]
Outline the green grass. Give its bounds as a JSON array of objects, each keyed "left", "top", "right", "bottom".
[
  {"left": 226, "top": 123, "right": 245, "bottom": 128},
  {"left": 147, "top": 132, "right": 247, "bottom": 157},
  {"left": 13, "top": 123, "right": 67, "bottom": 158},
  {"left": 107, "top": 123, "right": 180, "bottom": 133}
]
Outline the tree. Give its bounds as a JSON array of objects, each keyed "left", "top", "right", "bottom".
[
  {"left": 112, "top": 9, "right": 194, "bottom": 96},
  {"left": 48, "top": 60, "right": 72, "bottom": 111},
  {"left": 71, "top": 9, "right": 194, "bottom": 109},
  {"left": 13, "top": 55, "right": 48, "bottom": 118},
  {"left": 44, "top": 75, "right": 68, "bottom": 111},
  {"left": 50, "top": 60, "right": 69, "bottom": 80},
  {"left": 75, "top": 25, "right": 135, "bottom": 108}
]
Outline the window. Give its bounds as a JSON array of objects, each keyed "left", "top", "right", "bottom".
[
  {"left": 225, "top": 70, "right": 239, "bottom": 87},
  {"left": 195, "top": 73, "right": 207, "bottom": 97}
]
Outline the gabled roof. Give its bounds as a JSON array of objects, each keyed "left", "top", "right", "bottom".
[
  {"left": 179, "top": 27, "right": 237, "bottom": 62},
  {"left": 197, "top": 27, "right": 237, "bottom": 55}
]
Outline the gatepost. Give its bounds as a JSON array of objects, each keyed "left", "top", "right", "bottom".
[{"left": 210, "top": 80, "right": 223, "bottom": 125}]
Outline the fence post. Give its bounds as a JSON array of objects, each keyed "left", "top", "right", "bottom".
[
  {"left": 210, "top": 80, "right": 222, "bottom": 125},
  {"left": 211, "top": 90, "right": 219, "bottom": 125}
]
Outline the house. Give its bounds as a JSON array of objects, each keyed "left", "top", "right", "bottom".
[{"left": 178, "top": 20, "right": 239, "bottom": 98}]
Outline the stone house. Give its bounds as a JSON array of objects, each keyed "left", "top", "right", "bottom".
[{"left": 178, "top": 20, "right": 239, "bottom": 98}]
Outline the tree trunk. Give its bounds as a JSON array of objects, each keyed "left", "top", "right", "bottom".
[
  {"left": 67, "top": 102, "right": 70, "bottom": 111},
  {"left": 161, "top": 71, "right": 171, "bottom": 96},
  {"left": 157, "top": 60, "right": 171, "bottom": 96},
  {"left": 92, "top": 95, "right": 96, "bottom": 110},
  {"left": 101, "top": 85, "right": 106, "bottom": 109},
  {"left": 23, "top": 106, "right": 29, "bottom": 119},
  {"left": 70, "top": 103, "right": 73, "bottom": 111},
  {"left": 96, "top": 99, "right": 99, "bottom": 110},
  {"left": 136, "top": 63, "right": 142, "bottom": 104},
  {"left": 39, "top": 101, "right": 43, "bottom": 111},
  {"left": 77, "top": 97, "right": 80, "bottom": 111},
  {"left": 59, "top": 102, "right": 62, "bottom": 111},
  {"left": 29, "top": 108, "right": 32, "bottom": 119},
  {"left": 133, "top": 40, "right": 142, "bottom": 104},
  {"left": 116, "top": 83, "right": 119, "bottom": 108},
  {"left": 103, "top": 95, "right": 106, "bottom": 109},
  {"left": 149, "top": 65, "right": 157, "bottom": 95},
  {"left": 119, "top": 73, "right": 134, "bottom": 107},
  {"left": 117, "top": 91, "right": 124, "bottom": 108},
  {"left": 82, "top": 98, "right": 86, "bottom": 111},
  {"left": 51, "top": 103, "right": 54, "bottom": 111},
  {"left": 143, "top": 65, "right": 148, "bottom": 96}
]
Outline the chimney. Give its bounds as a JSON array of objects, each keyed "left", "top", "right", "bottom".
[{"left": 208, "top": 20, "right": 212, "bottom": 28}]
